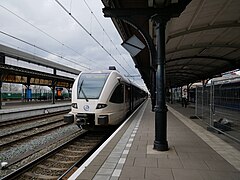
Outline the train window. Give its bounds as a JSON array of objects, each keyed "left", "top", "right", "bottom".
[
  {"left": 109, "top": 84, "right": 124, "bottom": 103},
  {"left": 125, "top": 85, "right": 130, "bottom": 102},
  {"left": 77, "top": 73, "right": 109, "bottom": 99}
]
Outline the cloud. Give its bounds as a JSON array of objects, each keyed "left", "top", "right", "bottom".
[{"left": 0, "top": 0, "right": 146, "bottom": 88}]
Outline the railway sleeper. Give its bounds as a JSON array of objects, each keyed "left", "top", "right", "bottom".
[
  {"left": 42, "top": 161, "right": 73, "bottom": 169},
  {"left": 23, "top": 172, "right": 58, "bottom": 180},
  {"left": 37, "top": 164, "right": 68, "bottom": 171},
  {"left": 69, "top": 144, "right": 92, "bottom": 149},
  {"left": 62, "top": 149, "right": 88, "bottom": 153},
  {"left": 47, "top": 158, "right": 75, "bottom": 164},
  {"left": 74, "top": 140, "right": 99, "bottom": 145},
  {"left": 55, "top": 153, "right": 83, "bottom": 158},
  {"left": 53, "top": 155, "right": 79, "bottom": 161},
  {"left": 66, "top": 146, "right": 92, "bottom": 152}
]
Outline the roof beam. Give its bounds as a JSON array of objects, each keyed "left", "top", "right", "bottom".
[
  {"left": 166, "top": 67, "right": 206, "bottom": 73},
  {"left": 103, "top": 7, "right": 179, "bottom": 18},
  {"left": 166, "top": 71, "right": 199, "bottom": 78},
  {"left": 103, "top": 0, "right": 191, "bottom": 18},
  {"left": 167, "top": 22, "right": 240, "bottom": 42},
  {"left": 167, "top": 44, "right": 240, "bottom": 54},
  {"left": 166, "top": 55, "right": 235, "bottom": 63}
]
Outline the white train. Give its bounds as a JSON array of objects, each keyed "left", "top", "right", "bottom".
[{"left": 69, "top": 67, "right": 147, "bottom": 130}]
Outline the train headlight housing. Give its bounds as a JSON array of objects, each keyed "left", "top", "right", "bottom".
[
  {"left": 71, "top": 103, "right": 78, "bottom": 109},
  {"left": 96, "top": 103, "right": 107, "bottom": 109}
]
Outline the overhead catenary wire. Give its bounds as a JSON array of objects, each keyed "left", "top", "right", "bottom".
[
  {"left": 0, "top": 4, "right": 102, "bottom": 69},
  {"left": 55, "top": 0, "right": 131, "bottom": 76},
  {"left": 0, "top": 30, "right": 91, "bottom": 70},
  {"left": 83, "top": 0, "right": 136, "bottom": 73}
]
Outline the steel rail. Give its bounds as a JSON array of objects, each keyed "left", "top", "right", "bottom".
[{"left": 1, "top": 130, "right": 89, "bottom": 180}]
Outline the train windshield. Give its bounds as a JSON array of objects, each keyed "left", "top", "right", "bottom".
[{"left": 77, "top": 73, "right": 109, "bottom": 100}]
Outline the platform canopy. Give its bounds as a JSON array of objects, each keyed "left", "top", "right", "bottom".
[
  {"left": 0, "top": 44, "right": 80, "bottom": 75},
  {"left": 0, "top": 44, "right": 81, "bottom": 88},
  {"left": 101, "top": 0, "right": 240, "bottom": 89}
]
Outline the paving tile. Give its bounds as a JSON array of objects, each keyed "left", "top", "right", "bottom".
[
  {"left": 118, "top": 178, "right": 130, "bottom": 180},
  {"left": 132, "top": 140, "right": 148, "bottom": 146},
  {"left": 204, "top": 160, "right": 238, "bottom": 171},
  {"left": 187, "top": 152, "right": 216, "bottom": 160},
  {"left": 199, "top": 170, "right": 240, "bottom": 180},
  {"left": 147, "top": 153, "right": 168, "bottom": 159},
  {"left": 157, "top": 158, "right": 183, "bottom": 168},
  {"left": 118, "top": 157, "right": 126, "bottom": 164},
  {"left": 109, "top": 177, "right": 119, "bottom": 180},
  {"left": 112, "top": 169, "right": 122, "bottom": 177},
  {"left": 98, "top": 150, "right": 112, "bottom": 156},
  {"left": 134, "top": 157, "right": 158, "bottom": 167},
  {"left": 92, "top": 175, "right": 110, "bottom": 180},
  {"left": 101, "top": 162, "right": 117, "bottom": 169},
  {"left": 75, "top": 170, "right": 95, "bottom": 180},
  {"left": 124, "top": 157, "right": 135, "bottom": 166},
  {"left": 172, "top": 169, "right": 204, "bottom": 180},
  {"left": 90, "top": 155, "right": 107, "bottom": 166},
  {"left": 136, "top": 145, "right": 147, "bottom": 152},
  {"left": 109, "top": 152, "right": 122, "bottom": 158},
  {"left": 116, "top": 163, "right": 124, "bottom": 169},
  {"left": 123, "top": 150, "right": 129, "bottom": 154},
  {"left": 120, "top": 166, "right": 145, "bottom": 178},
  {"left": 181, "top": 159, "right": 209, "bottom": 170},
  {"left": 97, "top": 168, "right": 114, "bottom": 175},
  {"left": 145, "top": 167, "right": 174, "bottom": 180},
  {"left": 105, "top": 157, "right": 120, "bottom": 163},
  {"left": 175, "top": 152, "right": 190, "bottom": 159},
  {"left": 128, "top": 151, "right": 146, "bottom": 158}
]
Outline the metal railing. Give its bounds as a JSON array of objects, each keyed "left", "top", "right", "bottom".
[{"left": 195, "top": 77, "right": 240, "bottom": 142}]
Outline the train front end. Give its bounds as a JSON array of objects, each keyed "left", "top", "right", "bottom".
[{"left": 70, "top": 72, "right": 110, "bottom": 129}]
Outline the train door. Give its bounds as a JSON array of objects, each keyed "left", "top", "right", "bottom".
[
  {"left": 109, "top": 83, "right": 125, "bottom": 124},
  {"left": 130, "top": 85, "right": 134, "bottom": 111},
  {"left": 125, "top": 84, "right": 131, "bottom": 113}
]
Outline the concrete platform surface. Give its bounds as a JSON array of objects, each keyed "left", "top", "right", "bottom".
[{"left": 70, "top": 99, "right": 240, "bottom": 180}]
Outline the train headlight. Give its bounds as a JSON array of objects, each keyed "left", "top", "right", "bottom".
[
  {"left": 96, "top": 103, "right": 107, "bottom": 109},
  {"left": 71, "top": 103, "right": 78, "bottom": 109}
]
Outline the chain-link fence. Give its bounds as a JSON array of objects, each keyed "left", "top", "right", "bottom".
[{"left": 195, "top": 77, "right": 240, "bottom": 142}]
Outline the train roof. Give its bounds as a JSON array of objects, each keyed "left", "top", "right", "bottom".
[{"left": 79, "top": 70, "right": 147, "bottom": 92}]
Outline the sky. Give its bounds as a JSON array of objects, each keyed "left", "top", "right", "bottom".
[{"left": 0, "top": 0, "right": 147, "bottom": 90}]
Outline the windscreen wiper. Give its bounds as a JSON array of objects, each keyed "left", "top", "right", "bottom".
[{"left": 78, "top": 80, "right": 89, "bottom": 102}]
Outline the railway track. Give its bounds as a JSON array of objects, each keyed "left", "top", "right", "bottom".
[
  {"left": 0, "top": 110, "right": 70, "bottom": 128},
  {"left": 0, "top": 119, "right": 67, "bottom": 149},
  {"left": 0, "top": 112, "right": 71, "bottom": 149},
  {"left": 0, "top": 110, "right": 79, "bottom": 178},
  {"left": 1, "top": 129, "right": 114, "bottom": 180}
]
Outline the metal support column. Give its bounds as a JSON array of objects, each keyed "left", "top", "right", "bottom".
[
  {"left": 0, "top": 53, "right": 5, "bottom": 109},
  {"left": 153, "top": 19, "right": 168, "bottom": 151},
  {"left": 0, "top": 80, "right": 2, "bottom": 109},
  {"left": 170, "top": 87, "right": 173, "bottom": 104},
  {"left": 52, "top": 68, "right": 57, "bottom": 104},
  {"left": 52, "top": 84, "right": 55, "bottom": 104}
]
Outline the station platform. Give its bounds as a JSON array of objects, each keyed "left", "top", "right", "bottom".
[
  {"left": 70, "top": 99, "right": 240, "bottom": 180},
  {"left": 0, "top": 99, "right": 71, "bottom": 110},
  {"left": 0, "top": 100, "right": 71, "bottom": 122}
]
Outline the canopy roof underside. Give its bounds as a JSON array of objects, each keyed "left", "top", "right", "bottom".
[{"left": 102, "top": 0, "right": 240, "bottom": 89}]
